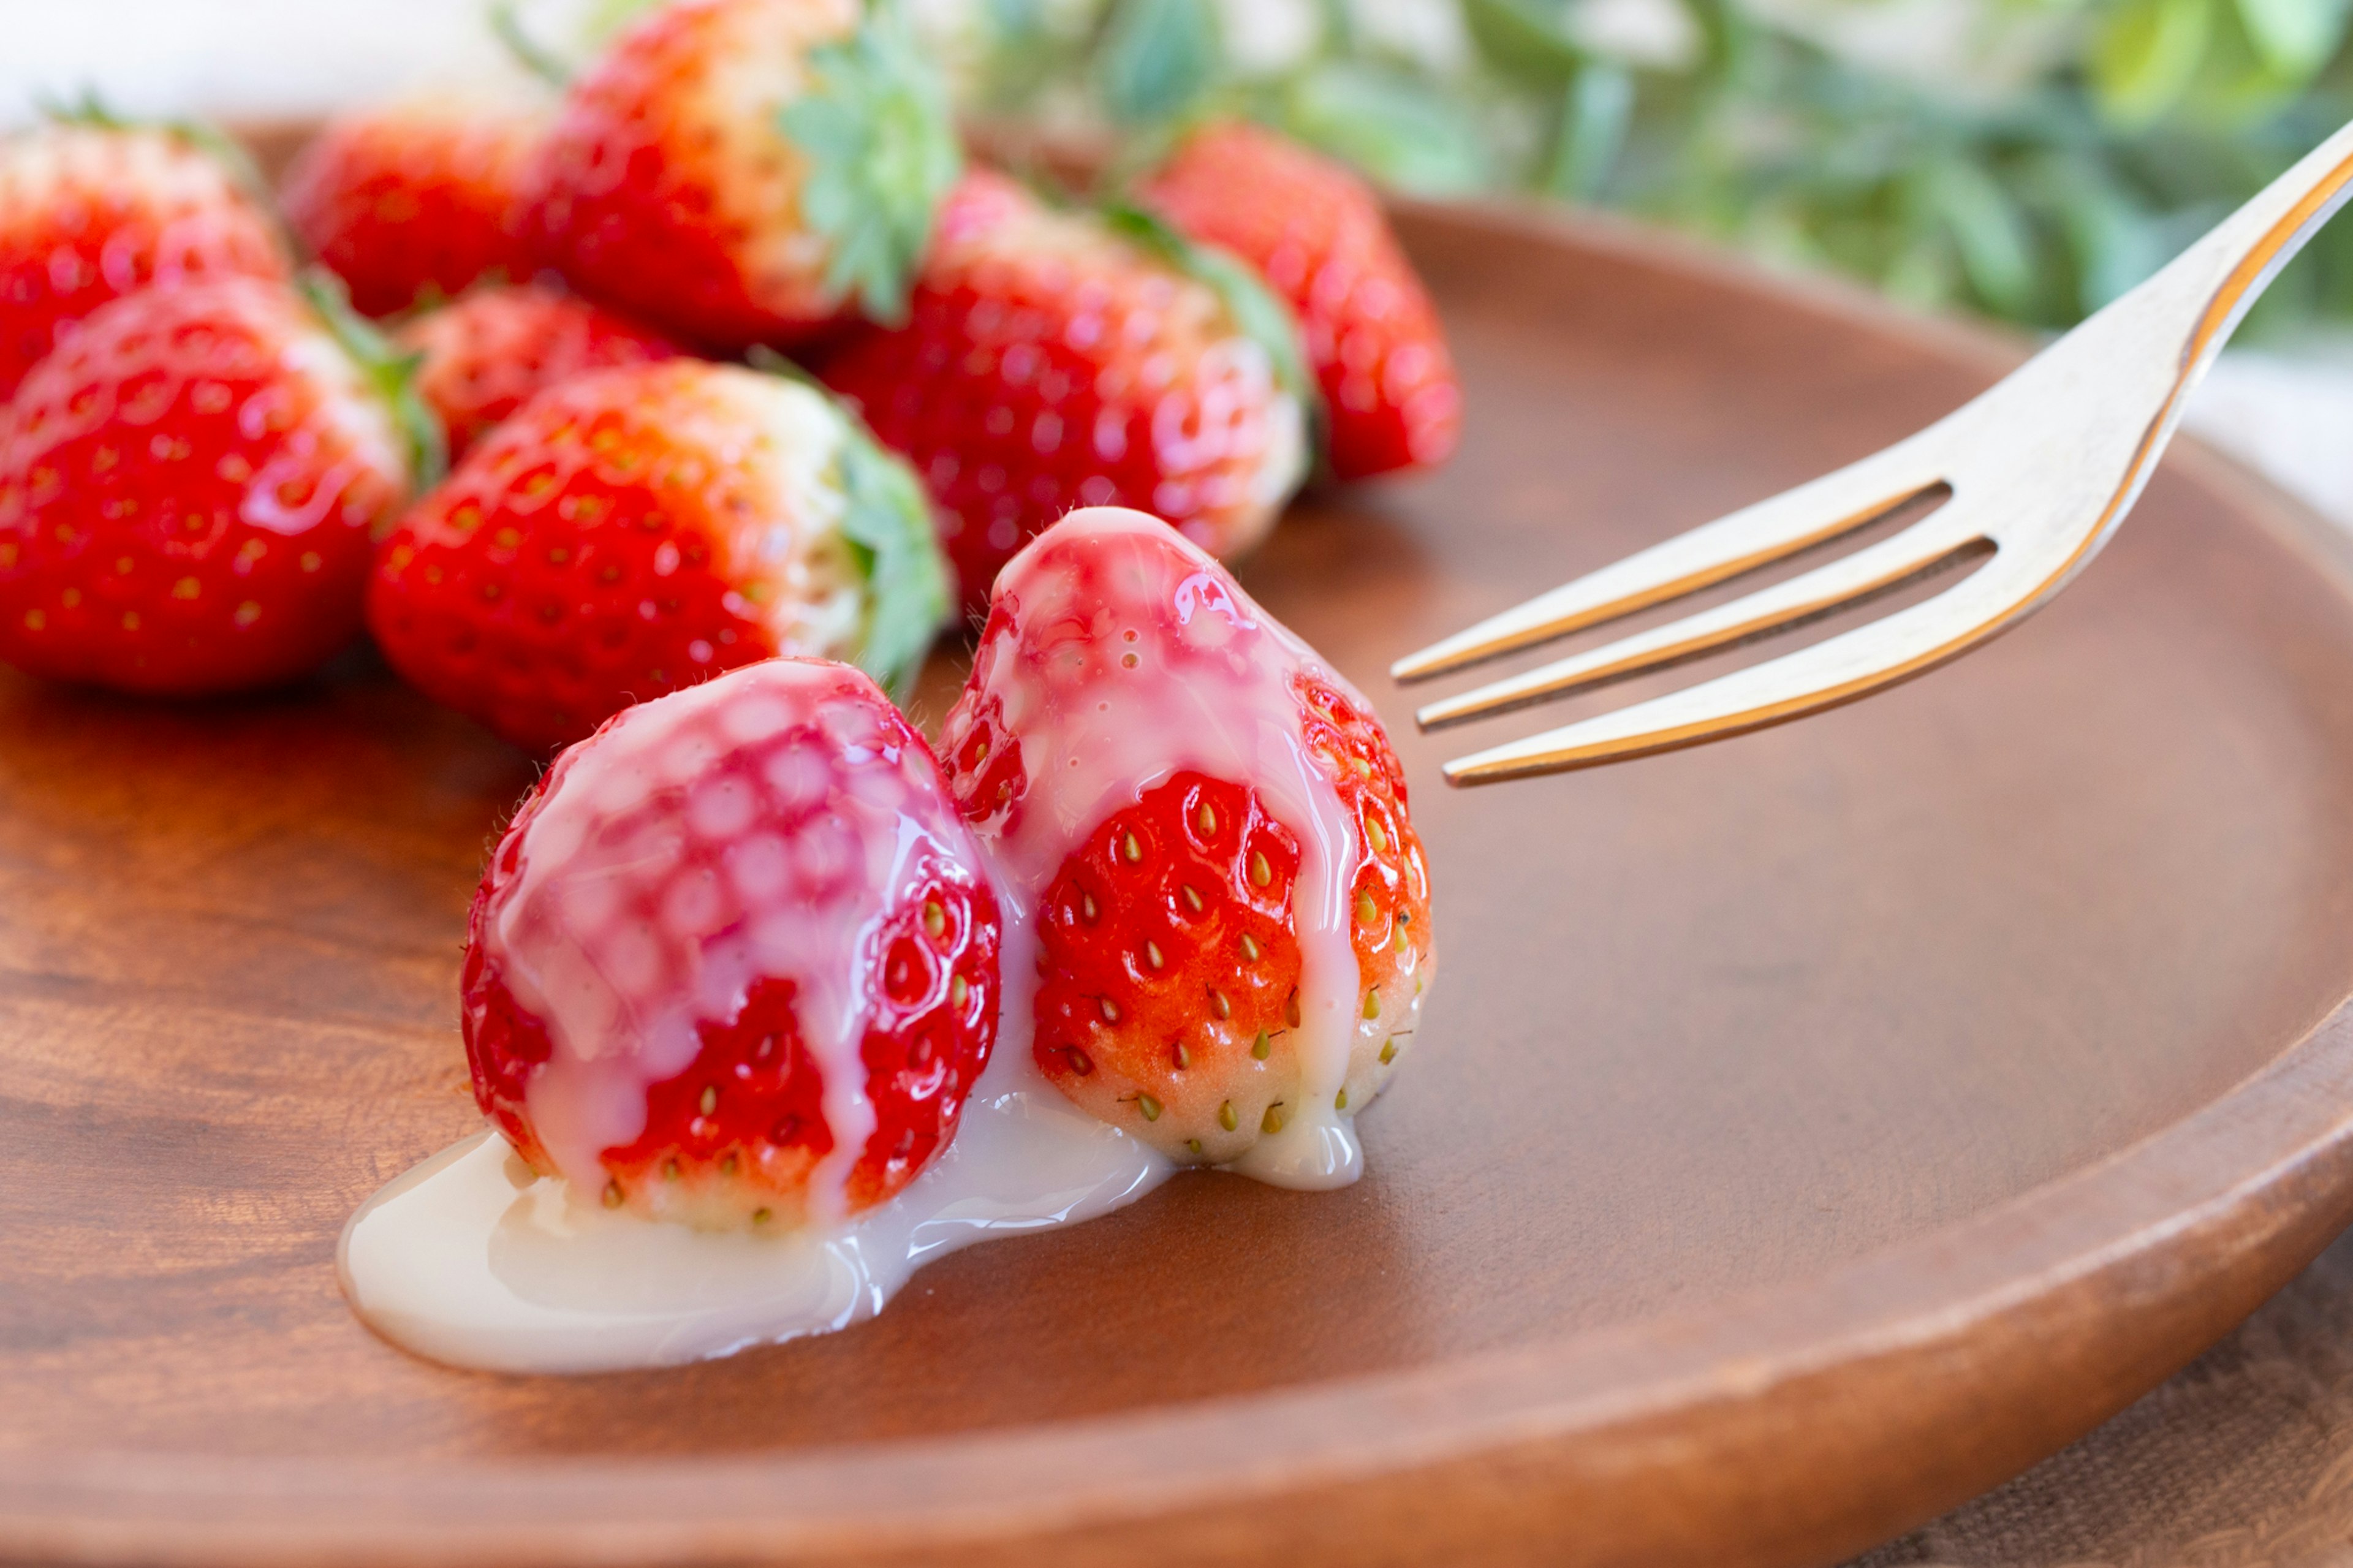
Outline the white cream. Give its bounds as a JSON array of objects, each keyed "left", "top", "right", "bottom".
[
  {"left": 342, "top": 509, "right": 1397, "bottom": 1373},
  {"left": 950, "top": 507, "right": 1373, "bottom": 1187},
  {"left": 339, "top": 1045, "right": 1171, "bottom": 1375}
]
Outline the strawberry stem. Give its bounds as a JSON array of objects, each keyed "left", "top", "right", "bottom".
[
  {"left": 1100, "top": 202, "right": 1323, "bottom": 436},
  {"left": 296, "top": 269, "right": 450, "bottom": 494},
  {"left": 488, "top": 1, "right": 575, "bottom": 90}
]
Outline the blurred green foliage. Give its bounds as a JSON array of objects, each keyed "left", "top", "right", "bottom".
[{"left": 950, "top": 0, "right": 2353, "bottom": 331}]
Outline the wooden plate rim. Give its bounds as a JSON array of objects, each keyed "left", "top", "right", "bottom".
[{"left": 7, "top": 200, "right": 2353, "bottom": 1568}]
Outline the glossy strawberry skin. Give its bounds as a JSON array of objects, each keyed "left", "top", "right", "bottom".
[
  {"left": 938, "top": 510, "right": 1433, "bottom": 1162},
  {"left": 819, "top": 172, "right": 1305, "bottom": 610},
  {"left": 395, "top": 284, "right": 679, "bottom": 461},
  {"left": 281, "top": 102, "right": 544, "bottom": 319},
  {"left": 0, "top": 278, "right": 411, "bottom": 694},
  {"left": 523, "top": 0, "right": 861, "bottom": 349},
  {"left": 963, "top": 675, "right": 1431, "bottom": 1157},
  {"left": 461, "top": 660, "right": 1001, "bottom": 1227},
  {"left": 0, "top": 123, "right": 289, "bottom": 401},
  {"left": 1139, "top": 121, "right": 1461, "bottom": 482},
  {"left": 369, "top": 359, "right": 939, "bottom": 751}
]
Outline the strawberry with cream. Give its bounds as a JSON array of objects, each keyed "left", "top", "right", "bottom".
[
  {"left": 339, "top": 513, "right": 1435, "bottom": 1373},
  {"left": 942, "top": 507, "right": 1433, "bottom": 1184}
]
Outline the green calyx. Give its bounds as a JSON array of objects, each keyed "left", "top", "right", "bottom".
[
  {"left": 835, "top": 415, "right": 950, "bottom": 705},
  {"left": 746, "top": 348, "right": 949, "bottom": 704},
  {"left": 1101, "top": 202, "right": 1320, "bottom": 426},
  {"left": 779, "top": 1, "right": 963, "bottom": 327},
  {"left": 37, "top": 88, "right": 281, "bottom": 218},
  {"left": 487, "top": 0, "right": 577, "bottom": 89},
  {"left": 295, "top": 269, "right": 450, "bottom": 496}
]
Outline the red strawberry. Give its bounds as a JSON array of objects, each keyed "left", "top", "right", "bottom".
[
  {"left": 368, "top": 358, "right": 947, "bottom": 750},
  {"left": 0, "top": 117, "right": 289, "bottom": 401},
  {"left": 463, "top": 657, "right": 1001, "bottom": 1230},
  {"left": 1137, "top": 121, "right": 1461, "bottom": 482},
  {"left": 523, "top": 0, "right": 961, "bottom": 349},
  {"left": 819, "top": 172, "right": 1309, "bottom": 611},
  {"left": 939, "top": 507, "right": 1433, "bottom": 1174},
  {"left": 395, "top": 283, "right": 680, "bottom": 461},
  {"left": 279, "top": 99, "right": 545, "bottom": 319},
  {"left": 0, "top": 276, "right": 431, "bottom": 694}
]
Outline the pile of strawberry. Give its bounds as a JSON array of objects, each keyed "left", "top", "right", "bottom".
[
  {"left": 0, "top": 0, "right": 1454, "bottom": 1229},
  {"left": 0, "top": 0, "right": 1459, "bottom": 740}
]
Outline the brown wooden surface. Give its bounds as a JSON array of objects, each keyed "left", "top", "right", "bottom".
[{"left": 7, "top": 199, "right": 2353, "bottom": 1567}]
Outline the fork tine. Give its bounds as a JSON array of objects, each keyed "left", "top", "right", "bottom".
[
  {"left": 1389, "top": 443, "right": 1950, "bottom": 683},
  {"left": 1439, "top": 542, "right": 2037, "bottom": 784},
  {"left": 1415, "top": 518, "right": 1989, "bottom": 730}
]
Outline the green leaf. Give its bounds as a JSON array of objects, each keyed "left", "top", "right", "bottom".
[
  {"left": 295, "top": 270, "right": 449, "bottom": 496},
  {"left": 1545, "top": 61, "right": 1637, "bottom": 201},
  {"left": 2093, "top": 0, "right": 2218, "bottom": 125},
  {"left": 1921, "top": 159, "right": 2036, "bottom": 314},
  {"left": 836, "top": 422, "right": 951, "bottom": 706},
  {"left": 1462, "top": 0, "right": 1586, "bottom": 85},
  {"left": 779, "top": 2, "right": 964, "bottom": 325},
  {"left": 1101, "top": 203, "right": 1317, "bottom": 412},
  {"left": 488, "top": 0, "right": 574, "bottom": 89},
  {"left": 1279, "top": 62, "right": 1491, "bottom": 195},
  {"left": 747, "top": 348, "right": 949, "bottom": 697},
  {"left": 1096, "top": 0, "right": 1222, "bottom": 127},
  {"left": 2232, "top": 0, "right": 2352, "bottom": 78}
]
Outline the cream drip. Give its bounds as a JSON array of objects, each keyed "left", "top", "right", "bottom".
[
  {"left": 481, "top": 659, "right": 964, "bottom": 1225},
  {"left": 949, "top": 507, "right": 1371, "bottom": 1187}
]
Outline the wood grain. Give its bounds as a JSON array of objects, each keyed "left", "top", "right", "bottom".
[{"left": 6, "top": 196, "right": 2353, "bottom": 1567}]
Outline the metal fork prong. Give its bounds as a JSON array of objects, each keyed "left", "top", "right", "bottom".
[
  {"left": 1414, "top": 518, "right": 1988, "bottom": 729},
  {"left": 1439, "top": 545, "right": 2043, "bottom": 784},
  {"left": 1389, "top": 453, "right": 1949, "bottom": 684}
]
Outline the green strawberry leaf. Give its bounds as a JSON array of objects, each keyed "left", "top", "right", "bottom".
[
  {"left": 780, "top": 1, "right": 964, "bottom": 327},
  {"left": 746, "top": 348, "right": 948, "bottom": 703},
  {"left": 39, "top": 89, "right": 282, "bottom": 221},
  {"left": 488, "top": 0, "right": 575, "bottom": 89},
  {"left": 296, "top": 269, "right": 449, "bottom": 496},
  {"left": 836, "top": 419, "right": 951, "bottom": 706},
  {"left": 1101, "top": 202, "right": 1319, "bottom": 423}
]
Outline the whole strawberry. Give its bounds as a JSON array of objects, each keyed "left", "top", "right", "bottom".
[
  {"left": 0, "top": 276, "right": 433, "bottom": 694},
  {"left": 368, "top": 358, "right": 947, "bottom": 750},
  {"left": 819, "top": 172, "right": 1309, "bottom": 610},
  {"left": 1138, "top": 121, "right": 1461, "bottom": 482},
  {"left": 395, "top": 283, "right": 680, "bottom": 461},
  {"left": 941, "top": 507, "right": 1433, "bottom": 1181},
  {"left": 280, "top": 99, "right": 545, "bottom": 319},
  {"left": 0, "top": 115, "right": 289, "bottom": 401},
  {"left": 523, "top": 0, "right": 961, "bottom": 349},
  {"left": 465, "top": 657, "right": 1001, "bottom": 1230}
]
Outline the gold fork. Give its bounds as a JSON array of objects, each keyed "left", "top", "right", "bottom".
[{"left": 1395, "top": 118, "right": 2353, "bottom": 785}]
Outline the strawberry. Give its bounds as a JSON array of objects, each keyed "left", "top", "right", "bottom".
[
  {"left": 368, "top": 358, "right": 947, "bottom": 750},
  {"left": 1137, "top": 121, "right": 1461, "bottom": 482},
  {"left": 463, "top": 657, "right": 1001, "bottom": 1230},
  {"left": 817, "top": 172, "right": 1310, "bottom": 611},
  {"left": 522, "top": 0, "right": 961, "bottom": 349},
  {"left": 0, "top": 275, "right": 435, "bottom": 694},
  {"left": 279, "top": 99, "right": 545, "bottom": 319},
  {"left": 939, "top": 507, "right": 1433, "bottom": 1173},
  {"left": 395, "top": 283, "right": 680, "bottom": 461},
  {"left": 0, "top": 115, "right": 289, "bottom": 401}
]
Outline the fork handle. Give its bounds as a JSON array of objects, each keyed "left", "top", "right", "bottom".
[{"left": 2163, "top": 117, "right": 2353, "bottom": 382}]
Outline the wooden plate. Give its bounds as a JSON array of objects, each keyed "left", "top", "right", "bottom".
[{"left": 7, "top": 197, "right": 2353, "bottom": 1568}]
